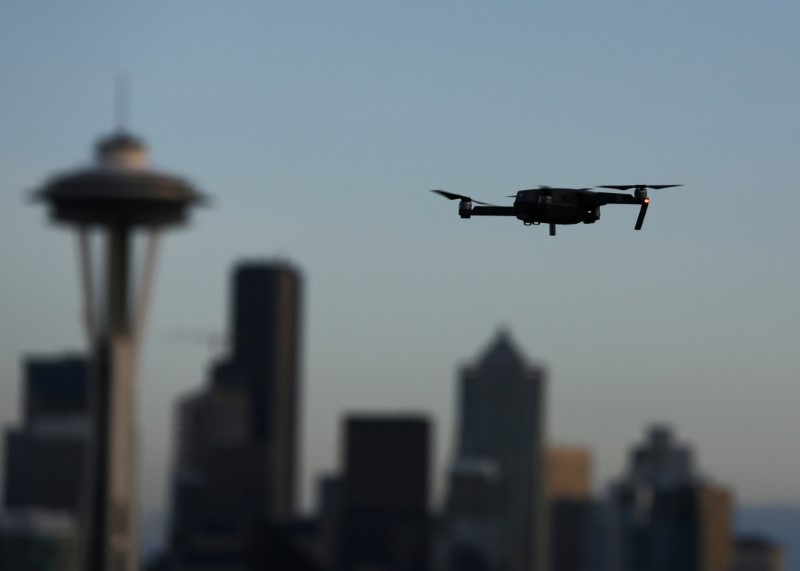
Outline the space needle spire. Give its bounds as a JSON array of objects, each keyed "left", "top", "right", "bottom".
[{"left": 33, "top": 95, "right": 206, "bottom": 570}]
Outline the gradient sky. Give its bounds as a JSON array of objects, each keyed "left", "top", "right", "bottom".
[{"left": 1, "top": 1, "right": 799, "bottom": 532}]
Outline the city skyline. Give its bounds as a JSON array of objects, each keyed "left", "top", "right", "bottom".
[{"left": 1, "top": 1, "right": 799, "bottom": 550}]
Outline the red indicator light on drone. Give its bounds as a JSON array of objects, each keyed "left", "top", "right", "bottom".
[{"left": 644, "top": 198, "right": 651, "bottom": 204}]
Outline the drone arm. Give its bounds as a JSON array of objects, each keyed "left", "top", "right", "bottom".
[
  {"left": 469, "top": 206, "right": 518, "bottom": 216},
  {"left": 590, "top": 192, "right": 650, "bottom": 230},
  {"left": 591, "top": 192, "right": 641, "bottom": 206}
]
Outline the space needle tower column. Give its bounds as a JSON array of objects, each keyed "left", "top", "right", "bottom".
[{"left": 35, "top": 131, "right": 205, "bottom": 571}]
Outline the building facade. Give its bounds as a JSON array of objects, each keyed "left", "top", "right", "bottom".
[
  {"left": 548, "top": 447, "right": 593, "bottom": 571},
  {"left": 732, "top": 536, "right": 784, "bottom": 571},
  {"left": 169, "top": 260, "right": 305, "bottom": 569},
  {"left": 604, "top": 426, "right": 733, "bottom": 571},
  {"left": 231, "top": 261, "right": 303, "bottom": 521},
  {"left": 337, "top": 416, "right": 431, "bottom": 571},
  {"left": 3, "top": 355, "right": 89, "bottom": 516},
  {"left": 0, "top": 512, "right": 80, "bottom": 571},
  {"left": 443, "top": 330, "right": 548, "bottom": 571},
  {"left": 169, "top": 369, "right": 262, "bottom": 570}
]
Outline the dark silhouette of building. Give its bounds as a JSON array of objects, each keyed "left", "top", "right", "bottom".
[
  {"left": 548, "top": 447, "right": 593, "bottom": 571},
  {"left": 169, "top": 365, "right": 262, "bottom": 570},
  {"left": 168, "top": 260, "right": 306, "bottom": 569},
  {"left": 442, "top": 329, "right": 548, "bottom": 571},
  {"left": 0, "top": 512, "right": 79, "bottom": 571},
  {"left": 605, "top": 425, "right": 732, "bottom": 571},
  {"left": 548, "top": 447, "right": 591, "bottom": 500},
  {"left": 231, "top": 261, "right": 303, "bottom": 521},
  {"left": 316, "top": 475, "right": 342, "bottom": 567},
  {"left": 337, "top": 416, "right": 431, "bottom": 571},
  {"left": 732, "top": 535, "right": 784, "bottom": 571},
  {"left": 3, "top": 355, "right": 89, "bottom": 516},
  {"left": 248, "top": 520, "right": 327, "bottom": 571}
]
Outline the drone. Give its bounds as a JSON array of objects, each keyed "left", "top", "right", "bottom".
[{"left": 432, "top": 184, "right": 682, "bottom": 236}]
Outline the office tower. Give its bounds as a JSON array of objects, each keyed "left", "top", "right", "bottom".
[
  {"left": 443, "top": 329, "right": 548, "bottom": 571},
  {"left": 169, "top": 363, "right": 262, "bottom": 570},
  {"left": 733, "top": 536, "right": 784, "bottom": 571},
  {"left": 0, "top": 511, "right": 80, "bottom": 571},
  {"left": 4, "top": 355, "right": 89, "bottom": 516},
  {"left": 548, "top": 447, "right": 593, "bottom": 571},
  {"left": 317, "top": 475, "right": 342, "bottom": 567},
  {"left": 337, "top": 416, "right": 431, "bottom": 571},
  {"left": 231, "top": 261, "right": 302, "bottom": 521},
  {"left": 169, "top": 260, "right": 305, "bottom": 568},
  {"left": 605, "top": 425, "right": 733, "bottom": 571},
  {"left": 443, "top": 458, "right": 503, "bottom": 571},
  {"left": 548, "top": 447, "right": 590, "bottom": 500},
  {"left": 647, "top": 484, "right": 732, "bottom": 571}
]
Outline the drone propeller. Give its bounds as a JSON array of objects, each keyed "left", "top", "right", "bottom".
[
  {"left": 431, "top": 190, "right": 494, "bottom": 206},
  {"left": 598, "top": 184, "right": 682, "bottom": 191}
]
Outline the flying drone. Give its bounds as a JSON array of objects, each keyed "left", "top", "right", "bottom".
[{"left": 432, "top": 184, "right": 683, "bottom": 236}]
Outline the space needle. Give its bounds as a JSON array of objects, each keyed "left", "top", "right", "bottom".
[{"left": 34, "top": 115, "right": 206, "bottom": 570}]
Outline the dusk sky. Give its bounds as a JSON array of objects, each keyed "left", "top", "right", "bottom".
[{"left": 1, "top": 0, "right": 798, "bottom": 534}]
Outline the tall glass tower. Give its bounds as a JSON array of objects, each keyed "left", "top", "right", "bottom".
[
  {"left": 231, "top": 261, "right": 303, "bottom": 521},
  {"left": 444, "top": 329, "right": 548, "bottom": 571}
]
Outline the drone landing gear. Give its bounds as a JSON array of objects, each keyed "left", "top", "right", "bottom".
[{"left": 549, "top": 224, "right": 556, "bottom": 237}]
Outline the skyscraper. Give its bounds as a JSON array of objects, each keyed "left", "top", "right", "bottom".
[
  {"left": 231, "top": 261, "right": 302, "bottom": 521},
  {"left": 547, "top": 447, "right": 591, "bottom": 501},
  {"left": 604, "top": 425, "right": 733, "bottom": 571},
  {"left": 443, "top": 329, "right": 548, "bottom": 571},
  {"left": 0, "top": 511, "right": 80, "bottom": 571},
  {"left": 548, "top": 447, "right": 593, "bottom": 571},
  {"left": 337, "top": 416, "right": 432, "bottom": 571},
  {"left": 732, "top": 536, "right": 784, "bottom": 571},
  {"left": 169, "top": 365, "right": 262, "bottom": 570},
  {"left": 4, "top": 355, "right": 89, "bottom": 516},
  {"left": 169, "top": 260, "right": 305, "bottom": 568}
]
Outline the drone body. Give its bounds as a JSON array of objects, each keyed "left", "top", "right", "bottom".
[{"left": 432, "top": 185, "right": 682, "bottom": 236}]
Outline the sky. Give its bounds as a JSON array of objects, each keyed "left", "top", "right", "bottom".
[{"left": 1, "top": 0, "right": 799, "bottom": 538}]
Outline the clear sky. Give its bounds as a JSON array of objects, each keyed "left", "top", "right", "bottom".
[{"left": 1, "top": 0, "right": 798, "bottom": 535}]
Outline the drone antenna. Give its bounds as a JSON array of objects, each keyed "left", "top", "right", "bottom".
[{"left": 115, "top": 72, "right": 130, "bottom": 132}]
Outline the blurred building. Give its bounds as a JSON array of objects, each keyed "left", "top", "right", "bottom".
[
  {"left": 3, "top": 355, "right": 89, "bottom": 516},
  {"left": 548, "top": 447, "right": 593, "bottom": 571},
  {"left": 442, "top": 457, "right": 503, "bottom": 571},
  {"left": 0, "top": 511, "right": 79, "bottom": 571},
  {"left": 316, "top": 475, "right": 342, "bottom": 567},
  {"left": 604, "top": 425, "right": 733, "bottom": 571},
  {"left": 169, "top": 364, "right": 262, "bottom": 570},
  {"left": 337, "top": 416, "right": 432, "bottom": 571},
  {"left": 732, "top": 536, "right": 784, "bottom": 571},
  {"left": 231, "top": 261, "right": 303, "bottom": 521},
  {"left": 548, "top": 447, "right": 590, "bottom": 500},
  {"left": 442, "top": 329, "right": 548, "bottom": 571},
  {"left": 168, "top": 260, "right": 306, "bottom": 569}
]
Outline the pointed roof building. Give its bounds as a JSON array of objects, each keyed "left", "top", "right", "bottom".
[
  {"left": 476, "top": 328, "right": 529, "bottom": 370},
  {"left": 444, "top": 329, "right": 548, "bottom": 571}
]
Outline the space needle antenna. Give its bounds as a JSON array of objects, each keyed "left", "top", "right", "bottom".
[{"left": 115, "top": 72, "right": 130, "bottom": 132}]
